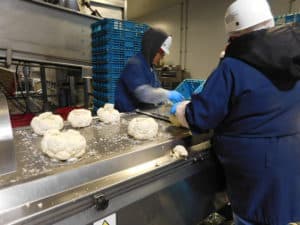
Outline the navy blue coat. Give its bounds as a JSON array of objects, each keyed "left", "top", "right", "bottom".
[
  {"left": 115, "top": 53, "right": 161, "bottom": 112},
  {"left": 185, "top": 57, "right": 300, "bottom": 225}
]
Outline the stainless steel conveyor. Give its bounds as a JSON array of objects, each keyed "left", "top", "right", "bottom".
[{"left": 0, "top": 110, "right": 220, "bottom": 225}]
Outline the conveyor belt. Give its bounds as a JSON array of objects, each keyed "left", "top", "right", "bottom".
[
  {"left": 0, "top": 113, "right": 189, "bottom": 188},
  {"left": 0, "top": 112, "right": 213, "bottom": 225}
]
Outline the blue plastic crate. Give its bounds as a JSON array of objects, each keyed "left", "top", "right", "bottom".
[
  {"left": 124, "top": 31, "right": 135, "bottom": 39},
  {"left": 124, "top": 51, "right": 135, "bottom": 58},
  {"left": 94, "top": 63, "right": 124, "bottom": 70},
  {"left": 92, "top": 31, "right": 136, "bottom": 42},
  {"left": 124, "top": 41, "right": 134, "bottom": 48},
  {"left": 92, "top": 43, "right": 135, "bottom": 55},
  {"left": 93, "top": 30, "right": 124, "bottom": 39},
  {"left": 92, "top": 38, "right": 124, "bottom": 47},
  {"left": 92, "top": 18, "right": 149, "bottom": 33},
  {"left": 91, "top": 19, "right": 149, "bottom": 78},
  {"left": 92, "top": 53, "right": 123, "bottom": 60},
  {"left": 93, "top": 92, "right": 115, "bottom": 103},
  {"left": 93, "top": 81, "right": 119, "bottom": 92},
  {"left": 92, "top": 53, "right": 119, "bottom": 60},
  {"left": 93, "top": 90, "right": 115, "bottom": 98},
  {"left": 93, "top": 78, "right": 119, "bottom": 85},
  {"left": 100, "top": 44, "right": 124, "bottom": 52},
  {"left": 92, "top": 19, "right": 123, "bottom": 33},
  {"left": 93, "top": 47, "right": 124, "bottom": 56},
  {"left": 274, "top": 15, "right": 285, "bottom": 26},
  {"left": 93, "top": 99, "right": 107, "bottom": 110},
  {"left": 123, "top": 21, "right": 136, "bottom": 30},
  {"left": 296, "top": 14, "right": 300, "bottom": 22},
  {"left": 91, "top": 19, "right": 148, "bottom": 52},
  {"left": 101, "top": 23, "right": 123, "bottom": 31},
  {"left": 94, "top": 86, "right": 117, "bottom": 93},
  {"left": 93, "top": 64, "right": 124, "bottom": 73},
  {"left": 92, "top": 19, "right": 148, "bottom": 36},
  {"left": 92, "top": 51, "right": 124, "bottom": 59},
  {"left": 93, "top": 105, "right": 100, "bottom": 114},
  {"left": 92, "top": 53, "right": 126, "bottom": 61},
  {"left": 93, "top": 56, "right": 125, "bottom": 65},
  {"left": 93, "top": 81, "right": 118, "bottom": 87},
  {"left": 91, "top": 22, "right": 102, "bottom": 33},
  {"left": 101, "top": 18, "right": 123, "bottom": 27},
  {"left": 93, "top": 73, "right": 121, "bottom": 80},
  {"left": 93, "top": 68, "right": 123, "bottom": 74},
  {"left": 92, "top": 36, "right": 124, "bottom": 45},
  {"left": 175, "top": 79, "right": 206, "bottom": 99},
  {"left": 92, "top": 34, "right": 120, "bottom": 43},
  {"left": 285, "top": 14, "right": 296, "bottom": 23}
]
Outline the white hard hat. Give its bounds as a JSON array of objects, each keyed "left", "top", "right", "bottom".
[
  {"left": 160, "top": 36, "right": 172, "bottom": 55},
  {"left": 225, "top": 0, "right": 274, "bottom": 35}
]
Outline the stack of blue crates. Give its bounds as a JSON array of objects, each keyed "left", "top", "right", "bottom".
[
  {"left": 275, "top": 13, "right": 300, "bottom": 26},
  {"left": 91, "top": 18, "right": 149, "bottom": 112}
]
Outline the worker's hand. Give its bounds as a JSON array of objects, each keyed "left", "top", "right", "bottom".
[
  {"left": 167, "top": 90, "right": 184, "bottom": 103},
  {"left": 170, "top": 102, "right": 179, "bottom": 115},
  {"left": 169, "top": 101, "right": 190, "bottom": 128}
]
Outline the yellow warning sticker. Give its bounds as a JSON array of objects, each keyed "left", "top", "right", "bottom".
[
  {"left": 94, "top": 213, "right": 116, "bottom": 225},
  {"left": 102, "top": 220, "right": 109, "bottom": 225}
]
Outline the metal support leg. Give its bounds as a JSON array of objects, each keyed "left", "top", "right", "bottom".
[
  {"left": 23, "top": 65, "right": 31, "bottom": 112},
  {"left": 5, "top": 48, "right": 12, "bottom": 68},
  {"left": 83, "top": 78, "right": 91, "bottom": 108},
  {"left": 69, "top": 75, "right": 76, "bottom": 106},
  {"left": 0, "top": 92, "right": 16, "bottom": 175},
  {"left": 40, "top": 65, "right": 49, "bottom": 111}
]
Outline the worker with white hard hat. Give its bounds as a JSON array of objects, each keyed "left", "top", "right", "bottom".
[
  {"left": 224, "top": 0, "right": 274, "bottom": 36},
  {"left": 115, "top": 28, "right": 184, "bottom": 112},
  {"left": 171, "top": 0, "right": 300, "bottom": 224}
]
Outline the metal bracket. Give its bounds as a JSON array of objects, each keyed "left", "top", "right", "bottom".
[
  {"left": 81, "top": 65, "right": 92, "bottom": 78},
  {"left": 6, "top": 48, "right": 12, "bottom": 68},
  {"left": 94, "top": 193, "right": 109, "bottom": 210},
  {"left": 0, "top": 92, "right": 16, "bottom": 175}
]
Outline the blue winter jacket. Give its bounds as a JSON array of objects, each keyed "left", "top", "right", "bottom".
[
  {"left": 185, "top": 24, "right": 300, "bottom": 225},
  {"left": 114, "top": 53, "right": 161, "bottom": 112}
]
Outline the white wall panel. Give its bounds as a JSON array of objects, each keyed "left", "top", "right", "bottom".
[
  {"left": 185, "top": 0, "right": 228, "bottom": 78},
  {"left": 135, "top": 3, "right": 182, "bottom": 67},
  {"left": 270, "top": 0, "right": 300, "bottom": 14},
  {"left": 128, "top": 0, "right": 180, "bottom": 19},
  {"left": 0, "top": 0, "right": 98, "bottom": 65},
  {"left": 130, "top": 0, "right": 298, "bottom": 79}
]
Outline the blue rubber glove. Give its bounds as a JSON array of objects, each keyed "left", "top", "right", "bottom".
[
  {"left": 170, "top": 102, "right": 179, "bottom": 115},
  {"left": 167, "top": 90, "right": 184, "bottom": 103}
]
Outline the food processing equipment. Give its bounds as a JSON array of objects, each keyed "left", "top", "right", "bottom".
[
  {"left": 0, "top": 94, "right": 222, "bottom": 225},
  {"left": 0, "top": 2, "right": 223, "bottom": 224}
]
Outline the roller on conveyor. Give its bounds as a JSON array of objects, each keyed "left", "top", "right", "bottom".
[{"left": 0, "top": 99, "right": 222, "bottom": 225}]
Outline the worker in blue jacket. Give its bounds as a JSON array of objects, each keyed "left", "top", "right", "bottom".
[
  {"left": 115, "top": 28, "right": 184, "bottom": 112},
  {"left": 171, "top": 0, "right": 300, "bottom": 224}
]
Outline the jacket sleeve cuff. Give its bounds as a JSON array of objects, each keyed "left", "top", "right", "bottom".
[{"left": 175, "top": 101, "right": 190, "bottom": 128}]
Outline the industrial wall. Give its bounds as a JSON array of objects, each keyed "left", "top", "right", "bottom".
[
  {"left": 136, "top": 4, "right": 182, "bottom": 72},
  {"left": 132, "top": 0, "right": 300, "bottom": 79}
]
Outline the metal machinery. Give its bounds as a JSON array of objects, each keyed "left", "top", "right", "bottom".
[
  {"left": 0, "top": 93, "right": 16, "bottom": 175},
  {"left": 0, "top": 99, "right": 221, "bottom": 225},
  {"left": 157, "top": 65, "right": 184, "bottom": 89},
  {"left": 0, "top": 0, "right": 119, "bottom": 112},
  {"left": 0, "top": 1, "right": 224, "bottom": 224}
]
